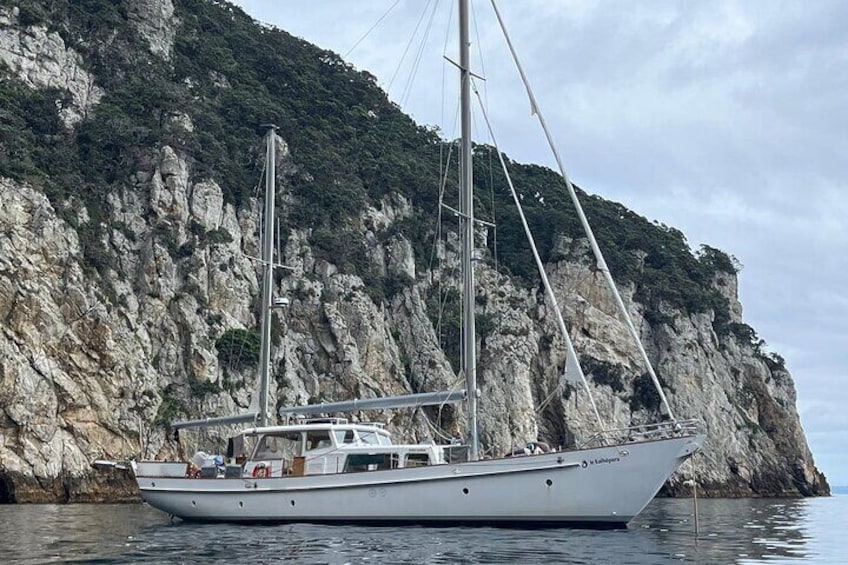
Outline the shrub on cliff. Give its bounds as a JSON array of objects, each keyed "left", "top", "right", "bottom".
[{"left": 215, "top": 328, "right": 260, "bottom": 368}]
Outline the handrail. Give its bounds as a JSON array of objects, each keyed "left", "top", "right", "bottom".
[{"left": 578, "top": 419, "right": 701, "bottom": 449}]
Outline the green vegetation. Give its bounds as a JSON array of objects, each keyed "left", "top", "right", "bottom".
[
  {"left": 580, "top": 354, "right": 626, "bottom": 393},
  {"left": 479, "top": 150, "right": 742, "bottom": 329},
  {"left": 763, "top": 352, "right": 787, "bottom": 373},
  {"left": 629, "top": 372, "right": 673, "bottom": 413},
  {"left": 476, "top": 312, "right": 497, "bottom": 340},
  {"left": 152, "top": 379, "right": 219, "bottom": 428},
  {"left": 425, "top": 287, "right": 461, "bottom": 372},
  {"left": 153, "top": 384, "right": 186, "bottom": 427},
  {"left": 206, "top": 227, "right": 233, "bottom": 245},
  {"left": 188, "top": 378, "right": 221, "bottom": 396},
  {"left": 215, "top": 328, "right": 260, "bottom": 368},
  {"left": 2, "top": 0, "right": 746, "bottom": 344}
]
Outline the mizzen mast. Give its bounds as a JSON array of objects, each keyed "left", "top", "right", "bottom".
[{"left": 458, "top": 0, "right": 479, "bottom": 460}]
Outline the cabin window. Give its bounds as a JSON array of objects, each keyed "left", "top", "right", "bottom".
[
  {"left": 343, "top": 454, "right": 398, "bottom": 472},
  {"left": 305, "top": 430, "right": 333, "bottom": 451},
  {"left": 254, "top": 434, "right": 300, "bottom": 460},
  {"left": 405, "top": 453, "right": 430, "bottom": 467},
  {"left": 334, "top": 430, "right": 355, "bottom": 445},
  {"left": 359, "top": 430, "right": 390, "bottom": 446},
  {"left": 359, "top": 431, "right": 379, "bottom": 445}
]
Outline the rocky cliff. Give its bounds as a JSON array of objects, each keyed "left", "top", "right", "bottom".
[{"left": 0, "top": 0, "right": 829, "bottom": 502}]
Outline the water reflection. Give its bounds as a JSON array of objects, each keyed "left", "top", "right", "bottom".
[
  {"left": 633, "top": 497, "right": 814, "bottom": 563},
  {"left": 0, "top": 497, "right": 842, "bottom": 564},
  {"left": 0, "top": 503, "right": 169, "bottom": 564},
  {"left": 121, "top": 521, "right": 682, "bottom": 565}
]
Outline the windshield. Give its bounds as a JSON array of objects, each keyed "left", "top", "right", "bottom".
[
  {"left": 305, "top": 430, "right": 333, "bottom": 451},
  {"left": 358, "top": 430, "right": 391, "bottom": 446},
  {"left": 334, "top": 430, "right": 356, "bottom": 445}
]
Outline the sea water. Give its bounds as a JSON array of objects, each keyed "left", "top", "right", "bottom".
[{"left": 0, "top": 495, "right": 844, "bottom": 564}]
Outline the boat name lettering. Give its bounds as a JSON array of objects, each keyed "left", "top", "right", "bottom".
[{"left": 589, "top": 457, "right": 620, "bottom": 466}]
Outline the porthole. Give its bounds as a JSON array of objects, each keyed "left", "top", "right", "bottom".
[
  {"left": 239, "top": 501, "right": 244, "bottom": 508},
  {"left": 546, "top": 479, "right": 553, "bottom": 487},
  {"left": 290, "top": 499, "right": 296, "bottom": 506},
  {"left": 462, "top": 487, "right": 469, "bottom": 495}
]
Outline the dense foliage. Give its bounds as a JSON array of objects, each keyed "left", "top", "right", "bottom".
[
  {"left": 2, "top": 0, "right": 745, "bottom": 340},
  {"left": 580, "top": 355, "right": 626, "bottom": 393},
  {"left": 474, "top": 149, "right": 741, "bottom": 326},
  {"left": 425, "top": 287, "right": 462, "bottom": 373},
  {"left": 215, "top": 328, "right": 260, "bottom": 368}
]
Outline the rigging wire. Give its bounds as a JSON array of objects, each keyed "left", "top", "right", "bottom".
[
  {"left": 488, "top": 0, "right": 676, "bottom": 423},
  {"left": 421, "top": 412, "right": 457, "bottom": 442},
  {"left": 386, "top": 0, "right": 434, "bottom": 95},
  {"left": 429, "top": 94, "right": 461, "bottom": 376},
  {"left": 428, "top": 106, "right": 461, "bottom": 276},
  {"left": 343, "top": 0, "right": 402, "bottom": 59},
  {"left": 535, "top": 380, "right": 563, "bottom": 417},
  {"left": 440, "top": 0, "right": 455, "bottom": 130},
  {"left": 433, "top": 0, "right": 459, "bottom": 277},
  {"left": 399, "top": 0, "right": 441, "bottom": 108},
  {"left": 470, "top": 77, "right": 605, "bottom": 429},
  {"left": 433, "top": 0, "right": 454, "bottom": 284},
  {"left": 470, "top": 0, "right": 489, "bottom": 115},
  {"left": 409, "top": 368, "right": 467, "bottom": 446},
  {"left": 226, "top": 157, "right": 272, "bottom": 373},
  {"left": 275, "top": 208, "right": 283, "bottom": 284},
  {"left": 430, "top": 142, "right": 448, "bottom": 349},
  {"left": 433, "top": 371, "right": 469, "bottom": 441},
  {"left": 468, "top": 0, "right": 487, "bottom": 143},
  {"left": 470, "top": 0, "right": 498, "bottom": 273}
]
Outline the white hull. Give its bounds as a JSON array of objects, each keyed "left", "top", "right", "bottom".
[{"left": 137, "top": 434, "right": 702, "bottom": 527}]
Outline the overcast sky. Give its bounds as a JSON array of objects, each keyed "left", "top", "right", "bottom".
[{"left": 233, "top": 0, "right": 847, "bottom": 486}]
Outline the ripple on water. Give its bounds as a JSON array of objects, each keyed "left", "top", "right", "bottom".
[{"left": 0, "top": 496, "right": 845, "bottom": 564}]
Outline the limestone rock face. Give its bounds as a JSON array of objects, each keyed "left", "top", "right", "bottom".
[
  {"left": 0, "top": 7, "right": 104, "bottom": 126},
  {"left": 0, "top": 142, "right": 264, "bottom": 501},
  {"left": 125, "top": 0, "right": 178, "bottom": 60},
  {"left": 0, "top": 128, "right": 829, "bottom": 501}
]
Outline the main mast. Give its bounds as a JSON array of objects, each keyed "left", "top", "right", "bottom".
[
  {"left": 458, "top": 0, "right": 479, "bottom": 460},
  {"left": 258, "top": 125, "right": 278, "bottom": 427}
]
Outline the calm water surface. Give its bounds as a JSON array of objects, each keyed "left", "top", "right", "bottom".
[{"left": 0, "top": 496, "right": 844, "bottom": 564}]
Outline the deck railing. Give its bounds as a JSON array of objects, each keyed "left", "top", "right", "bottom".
[{"left": 578, "top": 418, "right": 701, "bottom": 449}]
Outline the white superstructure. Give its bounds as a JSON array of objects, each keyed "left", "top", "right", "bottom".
[{"left": 135, "top": 418, "right": 702, "bottom": 526}]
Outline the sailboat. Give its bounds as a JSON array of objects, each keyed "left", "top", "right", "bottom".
[{"left": 125, "top": 0, "right": 704, "bottom": 527}]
